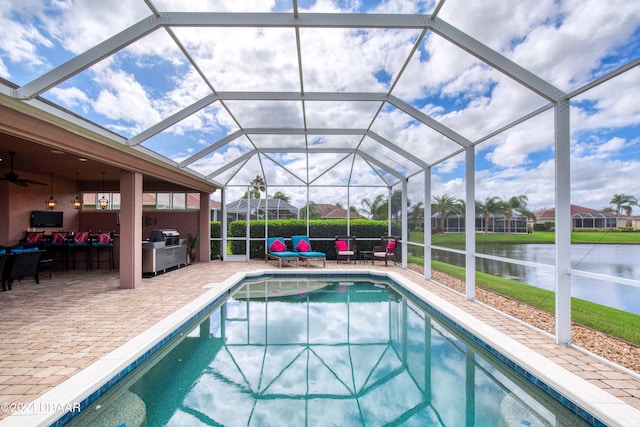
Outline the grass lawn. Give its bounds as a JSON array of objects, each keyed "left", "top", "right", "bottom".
[{"left": 414, "top": 258, "right": 640, "bottom": 345}]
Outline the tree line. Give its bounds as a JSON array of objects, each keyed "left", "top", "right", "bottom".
[{"left": 244, "top": 175, "right": 638, "bottom": 229}]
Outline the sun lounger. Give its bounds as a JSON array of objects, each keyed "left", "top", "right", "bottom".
[
  {"left": 265, "top": 237, "right": 299, "bottom": 268},
  {"left": 291, "top": 235, "right": 326, "bottom": 268}
]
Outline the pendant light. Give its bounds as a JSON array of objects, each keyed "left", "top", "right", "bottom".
[
  {"left": 98, "top": 172, "right": 109, "bottom": 210},
  {"left": 71, "top": 172, "right": 81, "bottom": 209},
  {"left": 46, "top": 173, "right": 57, "bottom": 210}
]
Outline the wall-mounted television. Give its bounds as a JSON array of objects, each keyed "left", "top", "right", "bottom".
[{"left": 30, "top": 211, "right": 63, "bottom": 228}]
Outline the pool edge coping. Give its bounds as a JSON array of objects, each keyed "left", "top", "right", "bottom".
[{"left": 1, "top": 268, "right": 638, "bottom": 426}]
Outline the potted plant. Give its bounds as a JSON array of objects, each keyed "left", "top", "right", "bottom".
[{"left": 186, "top": 233, "right": 199, "bottom": 263}]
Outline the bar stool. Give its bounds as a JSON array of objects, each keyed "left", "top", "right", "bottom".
[
  {"left": 68, "top": 231, "right": 91, "bottom": 271},
  {"left": 93, "top": 231, "right": 114, "bottom": 270},
  {"left": 44, "top": 231, "right": 68, "bottom": 271}
]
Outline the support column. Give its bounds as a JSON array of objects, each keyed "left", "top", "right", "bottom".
[
  {"left": 555, "top": 99, "right": 572, "bottom": 345},
  {"left": 465, "top": 146, "right": 476, "bottom": 301},
  {"left": 401, "top": 179, "right": 408, "bottom": 268},
  {"left": 199, "top": 191, "right": 211, "bottom": 262},
  {"left": 221, "top": 189, "right": 227, "bottom": 261},
  {"left": 119, "top": 171, "right": 142, "bottom": 289},
  {"left": 424, "top": 169, "right": 432, "bottom": 280}
]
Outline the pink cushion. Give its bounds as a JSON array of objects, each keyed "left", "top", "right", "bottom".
[
  {"left": 97, "top": 232, "right": 112, "bottom": 245},
  {"left": 269, "top": 239, "right": 287, "bottom": 252},
  {"left": 51, "top": 232, "right": 67, "bottom": 244},
  {"left": 74, "top": 232, "right": 89, "bottom": 244},
  {"left": 335, "top": 241, "right": 348, "bottom": 251},
  {"left": 26, "top": 232, "right": 44, "bottom": 244},
  {"left": 386, "top": 240, "right": 396, "bottom": 251},
  {"left": 296, "top": 239, "right": 311, "bottom": 252}
]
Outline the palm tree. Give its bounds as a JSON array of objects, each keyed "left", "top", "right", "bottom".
[
  {"left": 503, "top": 195, "right": 532, "bottom": 233},
  {"left": 431, "top": 194, "right": 461, "bottom": 233},
  {"left": 272, "top": 191, "right": 290, "bottom": 202},
  {"left": 610, "top": 194, "right": 638, "bottom": 223},
  {"left": 300, "top": 201, "right": 321, "bottom": 219},
  {"left": 360, "top": 194, "right": 387, "bottom": 220},
  {"left": 390, "top": 189, "right": 410, "bottom": 221},
  {"left": 249, "top": 175, "right": 265, "bottom": 199},
  {"left": 476, "top": 196, "right": 505, "bottom": 233},
  {"left": 409, "top": 201, "right": 425, "bottom": 231}
]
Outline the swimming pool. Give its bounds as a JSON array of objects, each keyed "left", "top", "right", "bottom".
[{"left": 8, "top": 270, "right": 635, "bottom": 426}]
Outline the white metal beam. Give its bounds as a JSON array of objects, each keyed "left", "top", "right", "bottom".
[
  {"left": 16, "top": 17, "right": 162, "bottom": 99},
  {"left": 206, "top": 150, "right": 255, "bottom": 179},
  {"left": 178, "top": 130, "right": 246, "bottom": 167},
  {"left": 554, "top": 99, "right": 572, "bottom": 345},
  {"left": 357, "top": 151, "right": 406, "bottom": 180},
  {"left": 465, "top": 146, "right": 476, "bottom": 301},
  {"left": 365, "top": 130, "right": 430, "bottom": 169},
  {"left": 129, "top": 93, "right": 220, "bottom": 146},
  {"left": 428, "top": 17, "right": 566, "bottom": 102},
  {"left": 388, "top": 96, "right": 472, "bottom": 147}
]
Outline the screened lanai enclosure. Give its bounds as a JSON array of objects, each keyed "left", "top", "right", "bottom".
[{"left": 2, "top": 1, "right": 639, "bottom": 345}]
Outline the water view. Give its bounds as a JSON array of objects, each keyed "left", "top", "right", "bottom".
[{"left": 432, "top": 244, "right": 640, "bottom": 314}]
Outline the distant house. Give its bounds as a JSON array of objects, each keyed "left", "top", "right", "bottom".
[
  {"left": 313, "top": 204, "right": 364, "bottom": 219},
  {"left": 534, "top": 205, "right": 619, "bottom": 229},
  {"left": 225, "top": 198, "right": 299, "bottom": 221}
]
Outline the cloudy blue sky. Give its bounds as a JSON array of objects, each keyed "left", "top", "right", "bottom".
[{"left": 1, "top": 0, "right": 639, "bottom": 212}]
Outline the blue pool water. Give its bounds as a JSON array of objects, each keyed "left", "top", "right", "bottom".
[{"left": 65, "top": 275, "right": 596, "bottom": 426}]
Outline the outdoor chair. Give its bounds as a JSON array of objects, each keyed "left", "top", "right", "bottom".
[
  {"left": 93, "top": 231, "right": 115, "bottom": 270},
  {"left": 44, "top": 231, "right": 69, "bottom": 271},
  {"left": 291, "top": 235, "right": 326, "bottom": 268},
  {"left": 265, "top": 237, "right": 299, "bottom": 268},
  {"left": 335, "top": 236, "right": 357, "bottom": 263},
  {"left": 68, "top": 231, "right": 91, "bottom": 271},
  {"left": 3, "top": 249, "right": 45, "bottom": 290},
  {"left": 372, "top": 236, "right": 399, "bottom": 266},
  {"left": 0, "top": 252, "right": 10, "bottom": 291}
]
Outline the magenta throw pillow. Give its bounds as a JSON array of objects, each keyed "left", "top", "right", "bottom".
[
  {"left": 51, "top": 232, "right": 67, "bottom": 244},
  {"left": 335, "top": 241, "right": 348, "bottom": 251},
  {"left": 296, "top": 239, "right": 311, "bottom": 252},
  {"left": 386, "top": 240, "right": 396, "bottom": 251},
  {"left": 269, "top": 239, "right": 287, "bottom": 252}
]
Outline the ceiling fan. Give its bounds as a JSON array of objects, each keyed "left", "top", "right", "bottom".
[{"left": 0, "top": 151, "right": 47, "bottom": 187}]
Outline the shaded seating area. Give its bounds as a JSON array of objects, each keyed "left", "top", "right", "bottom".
[
  {"left": 335, "top": 235, "right": 358, "bottom": 264},
  {"left": 1, "top": 249, "right": 45, "bottom": 291},
  {"left": 292, "top": 235, "right": 326, "bottom": 268},
  {"left": 373, "top": 236, "right": 398, "bottom": 266},
  {"left": 265, "top": 237, "right": 299, "bottom": 268}
]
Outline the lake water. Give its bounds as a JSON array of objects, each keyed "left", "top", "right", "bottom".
[{"left": 432, "top": 244, "right": 640, "bottom": 315}]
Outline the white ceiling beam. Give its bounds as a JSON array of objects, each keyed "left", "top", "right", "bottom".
[
  {"left": 129, "top": 93, "right": 219, "bottom": 146},
  {"left": 178, "top": 130, "right": 245, "bottom": 167},
  {"left": 365, "top": 130, "right": 430, "bottom": 169},
  {"left": 357, "top": 151, "right": 405, "bottom": 180},
  {"left": 15, "top": 17, "right": 162, "bottom": 100},
  {"left": 388, "top": 96, "right": 471, "bottom": 147},
  {"left": 161, "top": 12, "right": 433, "bottom": 29},
  {"left": 258, "top": 147, "right": 355, "bottom": 154},
  {"left": 217, "top": 92, "right": 387, "bottom": 102},
  {"left": 206, "top": 150, "right": 255, "bottom": 179},
  {"left": 245, "top": 127, "right": 367, "bottom": 135},
  {"left": 428, "top": 17, "right": 566, "bottom": 102}
]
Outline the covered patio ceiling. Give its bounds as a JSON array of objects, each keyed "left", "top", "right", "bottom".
[{"left": 1, "top": 0, "right": 638, "bottom": 208}]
